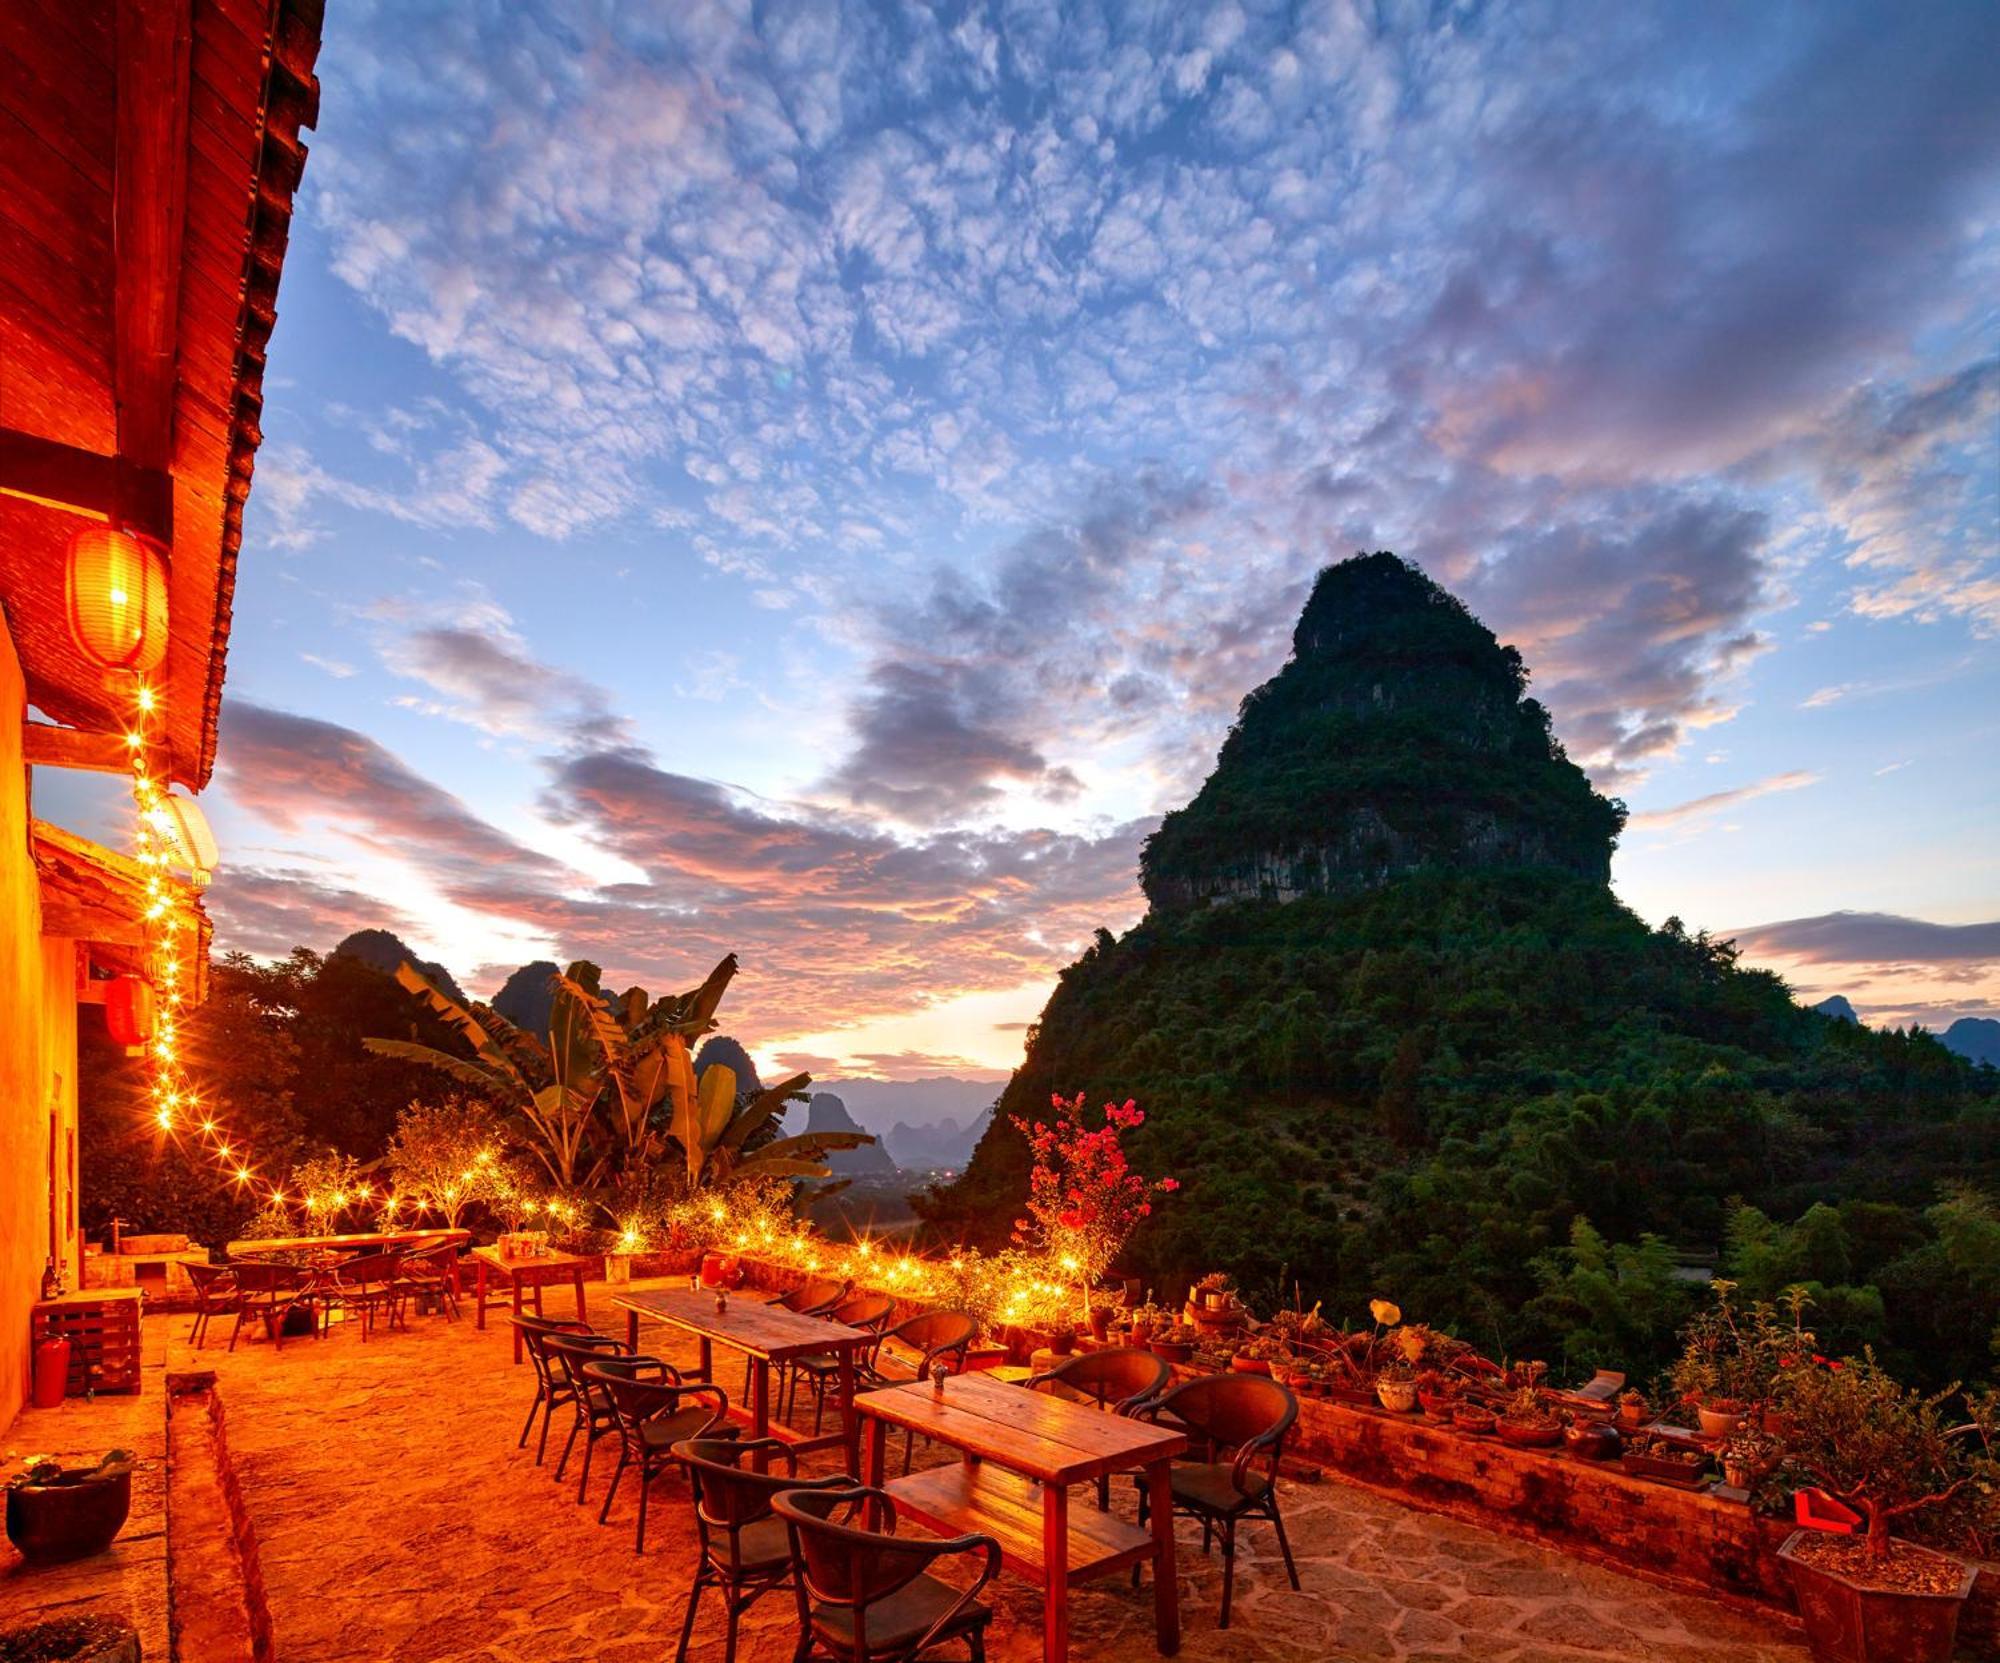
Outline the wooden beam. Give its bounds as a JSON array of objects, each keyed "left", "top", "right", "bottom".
[
  {"left": 113, "top": 0, "right": 193, "bottom": 484},
  {"left": 0, "top": 426, "right": 172, "bottom": 540},
  {"left": 23, "top": 722, "right": 139, "bottom": 775}
]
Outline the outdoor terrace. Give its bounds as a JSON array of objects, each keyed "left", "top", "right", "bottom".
[{"left": 3, "top": 1276, "right": 1815, "bottom": 1663}]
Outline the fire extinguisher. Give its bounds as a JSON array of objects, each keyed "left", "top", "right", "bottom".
[{"left": 32, "top": 1333, "right": 71, "bottom": 1409}]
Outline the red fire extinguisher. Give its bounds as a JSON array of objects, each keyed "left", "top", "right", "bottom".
[{"left": 32, "top": 1333, "right": 71, "bottom": 1409}]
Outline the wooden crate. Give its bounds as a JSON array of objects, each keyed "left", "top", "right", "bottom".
[{"left": 33, "top": 1287, "right": 143, "bottom": 1395}]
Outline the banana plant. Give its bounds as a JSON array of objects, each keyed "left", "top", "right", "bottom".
[
  {"left": 679, "top": 1063, "right": 875, "bottom": 1188},
  {"left": 364, "top": 962, "right": 605, "bottom": 1191}
]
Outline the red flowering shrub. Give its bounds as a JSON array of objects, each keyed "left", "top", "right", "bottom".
[{"left": 1012, "top": 1093, "right": 1175, "bottom": 1304}]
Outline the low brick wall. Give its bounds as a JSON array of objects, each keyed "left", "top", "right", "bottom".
[{"left": 730, "top": 1253, "right": 2000, "bottom": 1649}]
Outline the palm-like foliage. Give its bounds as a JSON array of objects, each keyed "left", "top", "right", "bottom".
[
  {"left": 368, "top": 952, "right": 874, "bottom": 1202},
  {"left": 363, "top": 962, "right": 603, "bottom": 1189}
]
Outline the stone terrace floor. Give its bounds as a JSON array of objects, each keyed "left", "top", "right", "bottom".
[{"left": 151, "top": 1278, "right": 1809, "bottom": 1663}]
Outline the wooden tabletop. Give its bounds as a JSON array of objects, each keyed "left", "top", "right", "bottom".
[
  {"left": 857, "top": 1371, "right": 1187, "bottom": 1484},
  {"left": 468, "top": 1245, "right": 592, "bottom": 1271},
  {"left": 228, "top": 1228, "right": 468, "bottom": 1257},
  {"left": 614, "top": 1286, "right": 870, "bottom": 1363}
]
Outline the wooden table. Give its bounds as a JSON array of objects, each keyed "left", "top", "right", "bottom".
[
  {"left": 471, "top": 1246, "right": 591, "bottom": 1362},
  {"left": 613, "top": 1287, "right": 871, "bottom": 1473},
  {"left": 227, "top": 1227, "right": 470, "bottom": 1260},
  {"left": 856, "top": 1371, "right": 1186, "bottom": 1663}
]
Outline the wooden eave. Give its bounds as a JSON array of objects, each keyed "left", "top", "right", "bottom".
[
  {"left": 31, "top": 816, "right": 211, "bottom": 1000},
  {"left": 0, "top": 0, "right": 324, "bottom": 789}
]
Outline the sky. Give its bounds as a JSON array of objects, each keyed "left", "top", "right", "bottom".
[{"left": 94, "top": 0, "right": 2000, "bottom": 1076}]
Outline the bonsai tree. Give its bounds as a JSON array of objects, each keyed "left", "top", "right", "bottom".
[{"left": 1781, "top": 1350, "right": 1990, "bottom": 1564}]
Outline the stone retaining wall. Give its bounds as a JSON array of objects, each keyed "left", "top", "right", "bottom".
[{"left": 729, "top": 1252, "right": 2000, "bottom": 1651}]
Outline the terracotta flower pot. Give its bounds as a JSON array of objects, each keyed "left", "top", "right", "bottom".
[
  {"left": 1375, "top": 1377, "right": 1419, "bottom": 1413},
  {"left": 1417, "top": 1387, "right": 1460, "bottom": 1418},
  {"left": 1231, "top": 1355, "right": 1271, "bottom": 1375},
  {"left": 1778, "top": 1529, "right": 1974, "bottom": 1663},
  {"left": 1087, "top": 1310, "right": 1112, "bottom": 1343},
  {"left": 1453, "top": 1405, "right": 1498, "bottom": 1436},
  {"left": 1150, "top": 1340, "right": 1192, "bottom": 1364},
  {"left": 1048, "top": 1331, "right": 1076, "bottom": 1356},
  {"left": 5, "top": 1468, "right": 132, "bottom": 1565},
  {"left": 1696, "top": 1400, "right": 1746, "bottom": 1440},
  {"left": 1497, "top": 1418, "right": 1562, "bottom": 1449}
]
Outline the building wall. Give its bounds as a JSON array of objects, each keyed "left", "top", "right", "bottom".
[{"left": 0, "top": 609, "right": 50, "bottom": 1432}]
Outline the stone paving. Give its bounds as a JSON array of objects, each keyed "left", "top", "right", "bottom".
[{"left": 161, "top": 1278, "right": 1811, "bottom": 1663}]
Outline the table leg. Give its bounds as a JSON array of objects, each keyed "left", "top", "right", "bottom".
[
  {"left": 1042, "top": 1479, "right": 1071, "bottom": 1663},
  {"left": 750, "top": 1361, "right": 771, "bottom": 1473},
  {"left": 863, "top": 1417, "right": 886, "bottom": 1488},
  {"left": 572, "top": 1268, "right": 587, "bottom": 1325},
  {"left": 626, "top": 1308, "right": 639, "bottom": 1352},
  {"left": 697, "top": 1337, "right": 712, "bottom": 1384},
  {"left": 1146, "top": 1458, "right": 1179, "bottom": 1656},
  {"left": 837, "top": 1345, "right": 859, "bottom": 1478},
  {"left": 474, "top": 1259, "right": 489, "bottom": 1329},
  {"left": 511, "top": 1279, "right": 524, "bottom": 1364}
]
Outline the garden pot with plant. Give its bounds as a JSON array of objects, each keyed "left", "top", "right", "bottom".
[
  {"left": 1195, "top": 1271, "right": 1235, "bottom": 1313},
  {"left": 1149, "top": 1324, "right": 1197, "bottom": 1365},
  {"left": 1087, "top": 1304, "right": 1114, "bottom": 1343},
  {"left": 1621, "top": 1431, "right": 1713, "bottom": 1488},
  {"left": 1375, "top": 1363, "right": 1418, "bottom": 1413},
  {"left": 1416, "top": 1370, "right": 1462, "bottom": 1417},
  {"left": 1616, "top": 1389, "right": 1650, "bottom": 1430},
  {"left": 1497, "top": 1386, "right": 1563, "bottom": 1448},
  {"left": 4, "top": 1453, "right": 134, "bottom": 1565},
  {"left": 1453, "top": 1403, "right": 1498, "bottom": 1436},
  {"left": 1671, "top": 1281, "right": 1816, "bottom": 1445},
  {"left": 1775, "top": 1351, "right": 1988, "bottom": 1663}
]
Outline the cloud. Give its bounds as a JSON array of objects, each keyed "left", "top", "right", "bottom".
[
  {"left": 205, "top": 869, "right": 423, "bottom": 962},
  {"left": 1627, "top": 770, "right": 1820, "bottom": 829},
  {"left": 1728, "top": 912, "right": 2000, "bottom": 966}
]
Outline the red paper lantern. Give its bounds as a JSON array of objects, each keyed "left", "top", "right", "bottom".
[
  {"left": 65, "top": 525, "right": 170, "bottom": 676},
  {"left": 104, "top": 975, "right": 156, "bottom": 1048}
]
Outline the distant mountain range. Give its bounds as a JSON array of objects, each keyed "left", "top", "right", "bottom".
[
  {"left": 332, "top": 929, "right": 468, "bottom": 1005},
  {"left": 805, "top": 1092, "right": 898, "bottom": 1177},
  {"left": 1812, "top": 993, "right": 1996, "bottom": 1067},
  {"left": 883, "top": 1107, "right": 994, "bottom": 1172}
]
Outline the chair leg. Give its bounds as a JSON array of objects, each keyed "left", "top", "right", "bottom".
[
  {"left": 1219, "top": 1518, "right": 1237, "bottom": 1630},
  {"left": 1201, "top": 1517, "right": 1213, "bottom": 1555},
  {"left": 674, "top": 1574, "right": 704, "bottom": 1663},
  {"left": 635, "top": 1457, "right": 653, "bottom": 1554},
  {"left": 535, "top": 1398, "right": 556, "bottom": 1465},
  {"left": 1269, "top": 1496, "right": 1300, "bottom": 1589},
  {"left": 968, "top": 1629, "right": 986, "bottom": 1663},
  {"left": 902, "top": 1426, "right": 915, "bottom": 1476},
  {"left": 577, "top": 1424, "right": 597, "bottom": 1504},
  {"left": 722, "top": 1587, "right": 741, "bottom": 1663},
  {"left": 227, "top": 1308, "right": 246, "bottom": 1352},
  {"left": 519, "top": 1390, "right": 541, "bottom": 1449},
  {"left": 598, "top": 1449, "right": 628, "bottom": 1524},
  {"left": 555, "top": 1417, "right": 581, "bottom": 1483}
]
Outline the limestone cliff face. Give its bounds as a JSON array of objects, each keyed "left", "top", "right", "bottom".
[{"left": 1140, "top": 553, "right": 1624, "bottom": 911}]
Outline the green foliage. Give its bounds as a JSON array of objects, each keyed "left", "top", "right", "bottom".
[
  {"left": 922, "top": 869, "right": 2000, "bottom": 1388},
  {"left": 385, "top": 1096, "right": 509, "bottom": 1228}
]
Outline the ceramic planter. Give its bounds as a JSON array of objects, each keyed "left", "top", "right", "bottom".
[
  {"left": 1779, "top": 1529, "right": 1974, "bottom": 1663},
  {"left": 1497, "top": 1418, "right": 1562, "bottom": 1449},
  {"left": 5, "top": 1468, "right": 132, "bottom": 1565},
  {"left": 1696, "top": 1400, "right": 1747, "bottom": 1440},
  {"left": 1150, "top": 1340, "right": 1193, "bottom": 1364},
  {"left": 1230, "top": 1354, "right": 1271, "bottom": 1375},
  {"left": 1375, "top": 1376, "right": 1419, "bottom": 1413},
  {"left": 1417, "top": 1388, "right": 1460, "bottom": 1417},
  {"left": 1452, "top": 1406, "right": 1498, "bottom": 1436}
]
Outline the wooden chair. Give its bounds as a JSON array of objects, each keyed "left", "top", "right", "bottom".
[
  {"left": 670, "top": 1436, "right": 849, "bottom": 1663},
  {"left": 508, "top": 1313, "right": 597, "bottom": 1463},
  {"left": 1130, "top": 1372, "right": 1300, "bottom": 1628},
  {"left": 1025, "top": 1347, "right": 1170, "bottom": 1507},
  {"left": 580, "top": 1359, "right": 731, "bottom": 1552},
  {"left": 746, "top": 1276, "right": 849, "bottom": 1399},
  {"left": 226, "top": 1260, "right": 309, "bottom": 1352},
  {"left": 317, "top": 1250, "right": 406, "bottom": 1339},
  {"left": 184, "top": 1262, "right": 238, "bottom": 1350},
  {"left": 542, "top": 1331, "right": 641, "bottom": 1500},
  {"left": 394, "top": 1241, "right": 462, "bottom": 1320},
  {"left": 870, "top": 1311, "right": 981, "bottom": 1474},
  {"left": 773, "top": 1483, "right": 999, "bottom": 1663},
  {"left": 782, "top": 1292, "right": 897, "bottom": 1428}
]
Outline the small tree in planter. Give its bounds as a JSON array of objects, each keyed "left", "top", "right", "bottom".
[
  {"left": 1669, "top": 1281, "right": 1815, "bottom": 1438},
  {"left": 1011, "top": 1093, "right": 1176, "bottom": 1323},
  {"left": 1777, "top": 1351, "right": 1994, "bottom": 1663},
  {"left": 385, "top": 1096, "right": 506, "bottom": 1229}
]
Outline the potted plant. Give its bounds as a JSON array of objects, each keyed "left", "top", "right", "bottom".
[
  {"left": 1416, "top": 1369, "right": 1462, "bottom": 1417},
  {"left": 1047, "top": 1323, "right": 1077, "bottom": 1357},
  {"left": 1375, "top": 1360, "right": 1419, "bottom": 1413},
  {"left": 1616, "top": 1388, "right": 1650, "bottom": 1430},
  {"left": 1721, "top": 1428, "right": 1778, "bottom": 1491},
  {"left": 1671, "top": 1281, "right": 1816, "bottom": 1441},
  {"left": 1453, "top": 1402, "right": 1498, "bottom": 1436},
  {"left": 1497, "top": 1386, "right": 1562, "bottom": 1448},
  {"left": 1149, "top": 1323, "right": 1198, "bottom": 1365},
  {"left": 1776, "top": 1352, "right": 1987, "bottom": 1663},
  {"left": 1621, "top": 1430, "right": 1713, "bottom": 1488},
  {"left": 5, "top": 1451, "right": 134, "bottom": 1565},
  {"left": 1231, "top": 1335, "right": 1280, "bottom": 1375},
  {"left": 1087, "top": 1303, "right": 1115, "bottom": 1344},
  {"left": 1195, "top": 1271, "right": 1236, "bottom": 1313}
]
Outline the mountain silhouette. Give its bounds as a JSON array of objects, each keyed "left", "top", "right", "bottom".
[{"left": 333, "top": 929, "right": 467, "bottom": 1005}]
